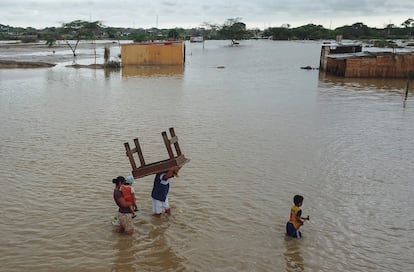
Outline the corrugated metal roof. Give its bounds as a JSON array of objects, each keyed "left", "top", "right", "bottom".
[
  {"left": 321, "top": 41, "right": 362, "bottom": 47},
  {"left": 327, "top": 52, "right": 370, "bottom": 59},
  {"left": 327, "top": 51, "right": 414, "bottom": 59}
]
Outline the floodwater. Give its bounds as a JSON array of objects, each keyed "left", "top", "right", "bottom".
[{"left": 0, "top": 40, "right": 413, "bottom": 272}]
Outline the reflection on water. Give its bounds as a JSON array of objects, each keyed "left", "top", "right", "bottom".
[
  {"left": 0, "top": 40, "right": 413, "bottom": 272},
  {"left": 319, "top": 72, "right": 413, "bottom": 92},
  {"left": 111, "top": 218, "right": 185, "bottom": 272},
  {"left": 104, "top": 68, "right": 121, "bottom": 79},
  {"left": 284, "top": 237, "right": 304, "bottom": 272},
  {"left": 112, "top": 236, "right": 136, "bottom": 272},
  {"left": 121, "top": 64, "right": 184, "bottom": 77}
]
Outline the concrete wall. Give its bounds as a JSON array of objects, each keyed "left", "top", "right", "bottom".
[{"left": 121, "top": 41, "right": 185, "bottom": 65}]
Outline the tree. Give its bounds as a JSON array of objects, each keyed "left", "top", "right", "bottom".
[
  {"left": 401, "top": 18, "right": 413, "bottom": 37},
  {"left": 129, "top": 29, "right": 149, "bottom": 42},
  {"left": 61, "top": 20, "right": 103, "bottom": 56},
  {"left": 335, "top": 22, "right": 372, "bottom": 39},
  {"left": 292, "top": 24, "right": 334, "bottom": 40},
  {"left": 249, "top": 28, "right": 262, "bottom": 39},
  {"left": 385, "top": 23, "right": 395, "bottom": 38},
  {"left": 105, "top": 27, "right": 120, "bottom": 39},
  {"left": 167, "top": 28, "right": 179, "bottom": 40},
  {"left": 200, "top": 22, "right": 220, "bottom": 39},
  {"left": 266, "top": 27, "right": 292, "bottom": 40},
  {"left": 45, "top": 35, "right": 56, "bottom": 47},
  {"left": 217, "top": 18, "right": 248, "bottom": 45}
]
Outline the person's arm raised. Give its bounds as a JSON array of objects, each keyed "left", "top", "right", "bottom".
[{"left": 165, "top": 166, "right": 180, "bottom": 179}]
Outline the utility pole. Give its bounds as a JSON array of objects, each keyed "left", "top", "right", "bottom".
[{"left": 403, "top": 74, "right": 410, "bottom": 108}]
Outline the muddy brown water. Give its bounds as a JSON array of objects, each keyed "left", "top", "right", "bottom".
[{"left": 0, "top": 40, "right": 413, "bottom": 272}]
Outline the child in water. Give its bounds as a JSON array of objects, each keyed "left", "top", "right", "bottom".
[
  {"left": 286, "top": 194, "right": 309, "bottom": 238},
  {"left": 120, "top": 175, "right": 138, "bottom": 218}
]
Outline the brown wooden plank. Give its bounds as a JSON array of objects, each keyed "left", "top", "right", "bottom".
[
  {"left": 162, "top": 131, "right": 175, "bottom": 159},
  {"left": 169, "top": 127, "right": 182, "bottom": 156},
  {"left": 133, "top": 138, "right": 146, "bottom": 166},
  {"left": 131, "top": 156, "right": 189, "bottom": 178},
  {"left": 124, "top": 142, "right": 137, "bottom": 170},
  {"left": 169, "top": 135, "right": 178, "bottom": 144}
]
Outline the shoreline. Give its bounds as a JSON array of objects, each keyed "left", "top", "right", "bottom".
[
  {"left": 0, "top": 59, "right": 56, "bottom": 68},
  {"left": 0, "top": 41, "right": 120, "bottom": 68}
]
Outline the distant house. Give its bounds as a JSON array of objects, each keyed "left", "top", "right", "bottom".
[{"left": 190, "top": 36, "right": 203, "bottom": 43}]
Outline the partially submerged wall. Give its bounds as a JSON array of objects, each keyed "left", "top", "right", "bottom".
[
  {"left": 319, "top": 43, "right": 362, "bottom": 70},
  {"left": 326, "top": 53, "right": 414, "bottom": 78},
  {"left": 325, "top": 58, "right": 346, "bottom": 76}
]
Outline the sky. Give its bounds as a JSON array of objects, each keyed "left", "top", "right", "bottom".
[{"left": 1, "top": 0, "right": 414, "bottom": 30}]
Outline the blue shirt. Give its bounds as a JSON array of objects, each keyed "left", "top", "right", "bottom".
[{"left": 151, "top": 173, "right": 170, "bottom": 201}]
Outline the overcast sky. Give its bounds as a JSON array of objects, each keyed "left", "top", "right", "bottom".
[{"left": 1, "top": 0, "right": 414, "bottom": 30}]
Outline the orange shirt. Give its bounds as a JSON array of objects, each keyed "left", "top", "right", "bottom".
[
  {"left": 289, "top": 205, "right": 302, "bottom": 230},
  {"left": 120, "top": 184, "right": 134, "bottom": 202}
]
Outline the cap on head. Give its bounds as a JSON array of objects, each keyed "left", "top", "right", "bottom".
[{"left": 125, "top": 175, "right": 135, "bottom": 184}]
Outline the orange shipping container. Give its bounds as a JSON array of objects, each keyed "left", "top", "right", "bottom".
[{"left": 121, "top": 41, "right": 185, "bottom": 65}]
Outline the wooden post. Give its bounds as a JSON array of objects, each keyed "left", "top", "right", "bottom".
[
  {"left": 162, "top": 131, "right": 175, "bottom": 159},
  {"left": 169, "top": 127, "right": 182, "bottom": 156},
  {"left": 404, "top": 74, "right": 410, "bottom": 108},
  {"left": 133, "top": 138, "right": 146, "bottom": 166},
  {"left": 124, "top": 142, "right": 137, "bottom": 170}
]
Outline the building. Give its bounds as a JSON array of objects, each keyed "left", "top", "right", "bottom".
[
  {"left": 120, "top": 41, "right": 185, "bottom": 66},
  {"left": 320, "top": 41, "right": 414, "bottom": 78},
  {"left": 319, "top": 41, "right": 362, "bottom": 71},
  {"left": 190, "top": 36, "right": 203, "bottom": 43}
]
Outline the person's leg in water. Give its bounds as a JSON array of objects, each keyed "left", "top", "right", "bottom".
[
  {"left": 130, "top": 206, "right": 136, "bottom": 218},
  {"left": 118, "top": 212, "right": 134, "bottom": 234},
  {"left": 286, "top": 222, "right": 301, "bottom": 238},
  {"left": 163, "top": 197, "right": 171, "bottom": 215},
  {"left": 152, "top": 198, "right": 162, "bottom": 217}
]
